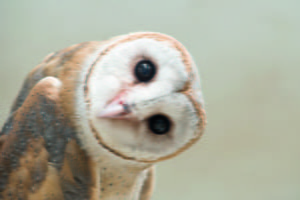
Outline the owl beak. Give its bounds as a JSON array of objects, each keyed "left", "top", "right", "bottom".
[
  {"left": 97, "top": 104, "right": 131, "bottom": 119},
  {"left": 97, "top": 100, "right": 132, "bottom": 119}
]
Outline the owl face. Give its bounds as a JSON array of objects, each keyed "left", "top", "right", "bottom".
[{"left": 78, "top": 32, "right": 205, "bottom": 163}]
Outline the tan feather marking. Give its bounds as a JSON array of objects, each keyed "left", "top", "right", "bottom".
[
  {"left": 29, "top": 140, "right": 49, "bottom": 192},
  {"left": 87, "top": 158, "right": 100, "bottom": 200},
  {"left": 60, "top": 144, "right": 76, "bottom": 184},
  {"left": 2, "top": 138, "right": 49, "bottom": 200},
  {"left": 28, "top": 166, "right": 64, "bottom": 200},
  {"left": 139, "top": 167, "right": 155, "bottom": 200},
  {"left": 86, "top": 154, "right": 100, "bottom": 200},
  {"left": 60, "top": 139, "right": 99, "bottom": 199}
]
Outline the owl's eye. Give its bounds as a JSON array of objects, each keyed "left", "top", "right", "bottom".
[
  {"left": 134, "top": 60, "right": 156, "bottom": 82},
  {"left": 148, "top": 115, "right": 171, "bottom": 135}
]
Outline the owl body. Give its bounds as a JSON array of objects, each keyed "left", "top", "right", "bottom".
[{"left": 0, "top": 32, "right": 206, "bottom": 200}]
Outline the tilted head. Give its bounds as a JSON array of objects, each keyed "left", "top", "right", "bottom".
[{"left": 76, "top": 32, "right": 206, "bottom": 163}]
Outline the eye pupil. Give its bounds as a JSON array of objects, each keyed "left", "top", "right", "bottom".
[
  {"left": 148, "top": 115, "right": 170, "bottom": 135},
  {"left": 135, "top": 60, "right": 156, "bottom": 82}
]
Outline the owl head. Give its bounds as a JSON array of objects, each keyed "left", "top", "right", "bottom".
[{"left": 75, "top": 32, "right": 206, "bottom": 163}]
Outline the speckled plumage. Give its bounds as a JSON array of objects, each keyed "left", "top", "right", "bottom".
[{"left": 0, "top": 32, "right": 206, "bottom": 200}]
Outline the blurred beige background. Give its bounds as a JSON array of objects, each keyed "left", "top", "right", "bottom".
[{"left": 0, "top": 0, "right": 299, "bottom": 199}]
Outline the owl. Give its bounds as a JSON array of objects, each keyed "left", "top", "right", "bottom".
[{"left": 0, "top": 32, "right": 206, "bottom": 200}]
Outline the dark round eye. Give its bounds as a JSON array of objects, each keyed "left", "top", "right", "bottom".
[
  {"left": 148, "top": 115, "right": 171, "bottom": 135},
  {"left": 134, "top": 60, "right": 156, "bottom": 82}
]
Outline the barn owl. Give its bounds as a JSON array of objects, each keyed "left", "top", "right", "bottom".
[{"left": 0, "top": 32, "right": 206, "bottom": 200}]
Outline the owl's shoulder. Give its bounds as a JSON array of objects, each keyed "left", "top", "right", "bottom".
[{"left": 0, "top": 77, "right": 97, "bottom": 199}]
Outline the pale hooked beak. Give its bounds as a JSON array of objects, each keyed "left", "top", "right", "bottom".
[
  {"left": 97, "top": 96, "right": 133, "bottom": 119},
  {"left": 97, "top": 104, "right": 131, "bottom": 119}
]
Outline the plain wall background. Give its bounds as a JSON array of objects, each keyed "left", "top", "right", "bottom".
[{"left": 0, "top": 0, "right": 299, "bottom": 199}]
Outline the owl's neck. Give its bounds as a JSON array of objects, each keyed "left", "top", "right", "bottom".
[
  {"left": 62, "top": 139, "right": 153, "bottom": 200},
  {"left": 97, "top": 162, "right": 151, "bottom": 200},
  {"left": 94, "top": 145, "right": 153, "bottom": 200}
]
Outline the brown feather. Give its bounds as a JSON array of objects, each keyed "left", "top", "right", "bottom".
[
  {"left": 139, "top": 167, "right": 155, "bottom": 200},
  {"left": 0, "top": 77, "right": 98, "bottom": 199}
]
